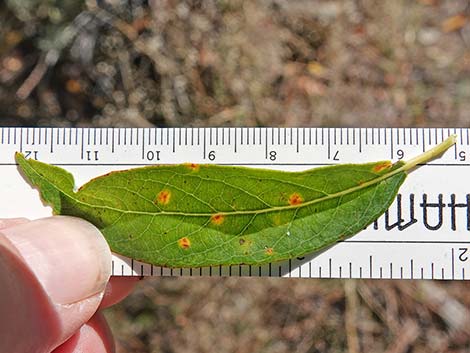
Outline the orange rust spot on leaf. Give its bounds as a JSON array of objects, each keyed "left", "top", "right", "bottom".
[
  {"left": 178, "top": 237, "right": 191, "bottom": 249},
  {"left": 265, "top": 247, "right": 274, "bottom": 255},
  {"left": 211, "top": 213, "right": 225, "bottom": 225},
  {"left": 156, "top": 189, "right": 171, "bottom": 205},
  {"left": 373, "top": 161, "right": 393, "bottom": 173},
  {"left": 185, "top": 163, "right": 200, "bottom": 171},
  {"left": 288, "top": 193, "right": 303, "bottom": 206}
]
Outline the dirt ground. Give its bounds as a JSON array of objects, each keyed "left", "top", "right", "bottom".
[{"left": 2, "top": 1, "right": 470, "bottom": 352}]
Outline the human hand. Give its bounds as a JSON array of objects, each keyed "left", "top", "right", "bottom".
[{"left": 0, "top": 216, "right": 140, "bottom": 353}]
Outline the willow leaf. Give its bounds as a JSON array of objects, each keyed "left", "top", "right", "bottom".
[{"left": 16, "top": 136, "right": 456, "bottom": 268}]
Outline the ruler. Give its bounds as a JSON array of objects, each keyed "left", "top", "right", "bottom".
[{"left": 1, "top": 127, "right": 469, "bottom": 280}]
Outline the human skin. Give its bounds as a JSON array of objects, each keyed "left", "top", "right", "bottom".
[{"left": 0, "top": 217, "right": 140, "bottom": 353}]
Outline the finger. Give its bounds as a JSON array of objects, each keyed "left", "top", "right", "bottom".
[
  {"left": 52, "top": 312, "right": 115, "bottom": 353},
  {"left": 100, "top": 276, "right": 141, "bottom": 309},
  {"left": 0, "top": 216, "right": 112, "bottom": 353},
  {"left": 0, "top": 217, "right": 30, "bottom": 230}
]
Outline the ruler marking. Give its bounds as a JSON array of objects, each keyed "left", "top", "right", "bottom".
[
  {"left": 203, "top": 129, "right": 206, "bottom": 159},
  {"left": 234, "top": 128, "right": 238, "bottom": 153},
  {"left": 358, "top": 129, "right": 362, "bottom": 153},
  {"left": 50, "top": 128, "right": 54, "bottom": 153},
  {"left": 327, "top": 128, "right": 331, "bottom": 159},
  {"left": 452, "top": 247, "right": 455, "bottom": 280},
  {"left": 80, "top": 128, "right": 84, "bottom": 159},
  {"left": 410, "top": 259, "right": 414, "bottom": 279},
  {"left": 296, "top": 128, "right": 300, "bottom": 152},
  {"left": 141, "top": 129, "right": 145, "bottom": 160},
  {"left": 19, "top": 128, "right": 23, "bottom": 153},
  {"left": 265, "top": 129, "right": 268, "bottom": 159}
]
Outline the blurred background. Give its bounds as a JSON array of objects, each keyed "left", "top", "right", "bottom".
[{"left": 1, "top": 0, "right": 470, "bottom": 352}]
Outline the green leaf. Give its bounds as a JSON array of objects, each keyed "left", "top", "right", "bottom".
[{"left": 15, "top": 136, "right": 456, "bottom": 268}]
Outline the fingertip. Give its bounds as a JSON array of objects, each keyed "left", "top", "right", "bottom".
[
  {"left": 100, "top": 277, "right": 141, "bottom": 309},
  {"left": 2, "top": 216, "right": 112, "bottom": 305},
  {"left": 52, "top": 312, "right": 115, "bottom": 353}
]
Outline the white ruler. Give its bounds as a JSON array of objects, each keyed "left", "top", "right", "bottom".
[{"left": 1, "top": 127, "right": 469, "bottom": 280}]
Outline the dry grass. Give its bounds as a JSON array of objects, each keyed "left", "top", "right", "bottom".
[{"left": 2, "top": 0, "right": 470, "bottom": 352}]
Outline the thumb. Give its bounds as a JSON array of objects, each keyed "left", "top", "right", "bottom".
[{"left": 0, "top": 216, "right": 112, "bottom": 353}]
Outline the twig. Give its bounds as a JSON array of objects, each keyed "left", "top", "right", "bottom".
[
  {"left": 345, "top": 280, "right": 360, "bottom": 353},
  {"left": 384, "top": 320, "right": 420, "bottom": 353},
  {"left": 16, "top": 54, "right": 50, "bottom": 100}
]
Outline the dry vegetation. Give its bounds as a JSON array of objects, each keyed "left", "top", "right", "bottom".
[{"left": 2, "top": 0, "right": 470, "bottom": 352}]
